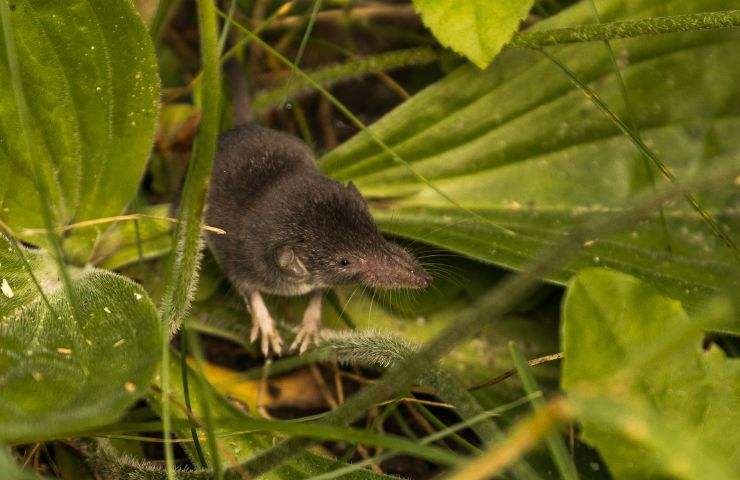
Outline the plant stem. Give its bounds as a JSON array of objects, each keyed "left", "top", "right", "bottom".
[
  {"left": 510, "top": 343, "right": 578, "bottom": 480},
  {"left": 253, "top": 47, "right": 442, "bottom": 111},
  {"left": 157, "top": 0, "right": 221, "bottom": 478},
  {"left": 511, "top": 10, "right": 740, "bottom": 48},
  {"left": 280, "top": 0, "right": 324, "bottom": 108},
  {"left": 585, "top": 0, "right": 673, "bottom": 255},
  {"left": 150, "top": 0, "right": 181, "bottom": 43}
]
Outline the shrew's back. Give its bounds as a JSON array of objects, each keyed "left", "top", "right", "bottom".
[{"left": 205, "top": 124, "right": 317, "bottom": 286}]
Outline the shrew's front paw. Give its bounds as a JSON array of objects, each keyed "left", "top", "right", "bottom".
[
  {"left": 290, "top": 322, "right": 321, "bottom": 354},
  {"left": 290, "top": 292, "right": 323, "bottom": 354},
  {"left": 250, "top": 313, "right": 283, "bottom": 357}
]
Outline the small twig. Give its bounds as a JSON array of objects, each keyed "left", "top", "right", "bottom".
[
  {"left": 257, "top": 359, "right": 274, "bottom": 419},
  {"left": 377, "top": 397, "right": 455, "bottom": 410},
  {"left": 309, "top": 363, "right": 339, "bottom": 409},
  {"left": 21, "top": 213, "right": 226, "bottom": 235},
  {"left": 469, "top": 353, "right": 564, "bottom": 391},
  {"left": 258, "top": 4, "right": 418, "bottom": 31},
  {"left": 339, "top": 370, "right": 374, "bottom": 384},
  {"left": 318, "top": 97, "right": 338, "bottom": 149},
  {"left": 356, "top": 444, "right": 384, "bottom": 474},
  {"left": 404, "top": 403, "right": 439, "bottom": 441},
  {"left": 447, "top": 398, "right": 572, "bottom": 480},
  {"left": 332, "top": 359, "right": 345, "bottom": 404},
  {"left": 21, "top": 443, "right": 41, "bottom": 469},
  {"left": 375, "top": 71, "right": 411, "bottom": 100}
]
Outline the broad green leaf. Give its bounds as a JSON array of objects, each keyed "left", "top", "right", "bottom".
[
  {"left": 412, "top": 0, "right": 535, "bottom": 68},
  {"left": 0, "top": 0, "right": 159, "bottom": 260},
  {"left": 0, "top": 233, "right": 161, "bottom": 444},
  {"left": 321, "top": 0, "right": 740, "bottom": 310},
  {"left": 561, "top": 268, "right": 740, "bottom": 479}
]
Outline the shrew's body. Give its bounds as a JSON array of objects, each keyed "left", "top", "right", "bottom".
[{"left": 206, "top": 124, "right": 429, "bottom": 355}]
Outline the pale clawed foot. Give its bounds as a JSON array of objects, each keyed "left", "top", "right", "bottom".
[
  {"left": 290, "top": 291, "right": 323, "bottom": 354},
  {"left": 248, "top": 290, "right": 283, "bottom": 357}
]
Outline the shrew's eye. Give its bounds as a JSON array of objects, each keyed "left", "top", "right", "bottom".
[{"left": 339, "top": 258, "right": 350, "bottom": 267}]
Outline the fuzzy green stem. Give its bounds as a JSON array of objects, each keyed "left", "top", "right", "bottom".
[
  {"left": 157, "top": 0, "right": 221, "bottom": 478},
  {"left": 511, "top": 10, "right": 740, "bottom": 48},
  {"left": 253, "top": 47, "right": 442, "bottom": 111}
]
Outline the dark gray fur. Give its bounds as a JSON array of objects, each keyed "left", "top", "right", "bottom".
[{"left": 205, "top": 124, "right": 429, "bottom": 297}]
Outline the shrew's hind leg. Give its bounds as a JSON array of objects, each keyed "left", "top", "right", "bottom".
[
  {"left": 291, "top": 290, "right": 323, "bottom": 354},
  {"left": 245, "top": 289, "right": 283, "bottom": 356}
]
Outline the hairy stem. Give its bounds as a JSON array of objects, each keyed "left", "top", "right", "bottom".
[
  {"left": 511, "top": 10, "right": 740, "bottom": 48},
  {"left": 253, "top": 47, "right": 442, "bottom": 111},
  {"left": 157, "top": 0, "right": 221, "bottom": 478}
]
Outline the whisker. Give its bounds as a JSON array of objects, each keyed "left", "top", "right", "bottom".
[{"left": 340, "top": 285, "right": 361, "bottom": 321}]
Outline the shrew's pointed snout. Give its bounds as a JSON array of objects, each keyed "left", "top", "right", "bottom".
[{"left": 361, "top": 242, "right": 430, "bottom": 289}]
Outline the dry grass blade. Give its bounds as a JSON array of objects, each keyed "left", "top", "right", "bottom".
[{"left": 446, "top": 399, "right": 572, "bottom": 480}]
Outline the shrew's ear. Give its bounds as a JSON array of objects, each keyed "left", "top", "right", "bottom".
[
  {"left": 346, "top": 181, "right": 362, "bottom": 198},
  {"left": 276, "top": 245, "right": 309, "bottom": 278},
  {"left": 346, "top": 181, "right": 370, "bottom": 211}
]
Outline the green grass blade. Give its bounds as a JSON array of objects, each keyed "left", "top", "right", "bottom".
[
  {"left": 540, "top": 48, "right": 738, "bottom": 257},
  {"left": 509, "top": 342, "right": 578, "bottom": 480},
  {"left": 216, "top": 0, "right": 237, "bottom": 56},
  {"left": 184, "top": 329, "right": 223, "bottom": 479},
  {"left": 219, "top": 416, "right": 465, "bottom": 467},
  {"left": 281, "top": 0, "right": 324, "bottom": 107},
  {"left": 416, "top": 404, "right": 481, "bottom": 455},
  {"left": 307, "top": 394, "right": 541, "bottom": 480},
  {"left": 586, "top": 0, "right": 672, "bottom": 254},
  {"left": 179, "top": 334, "right": 208, "bottom": 468}
]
